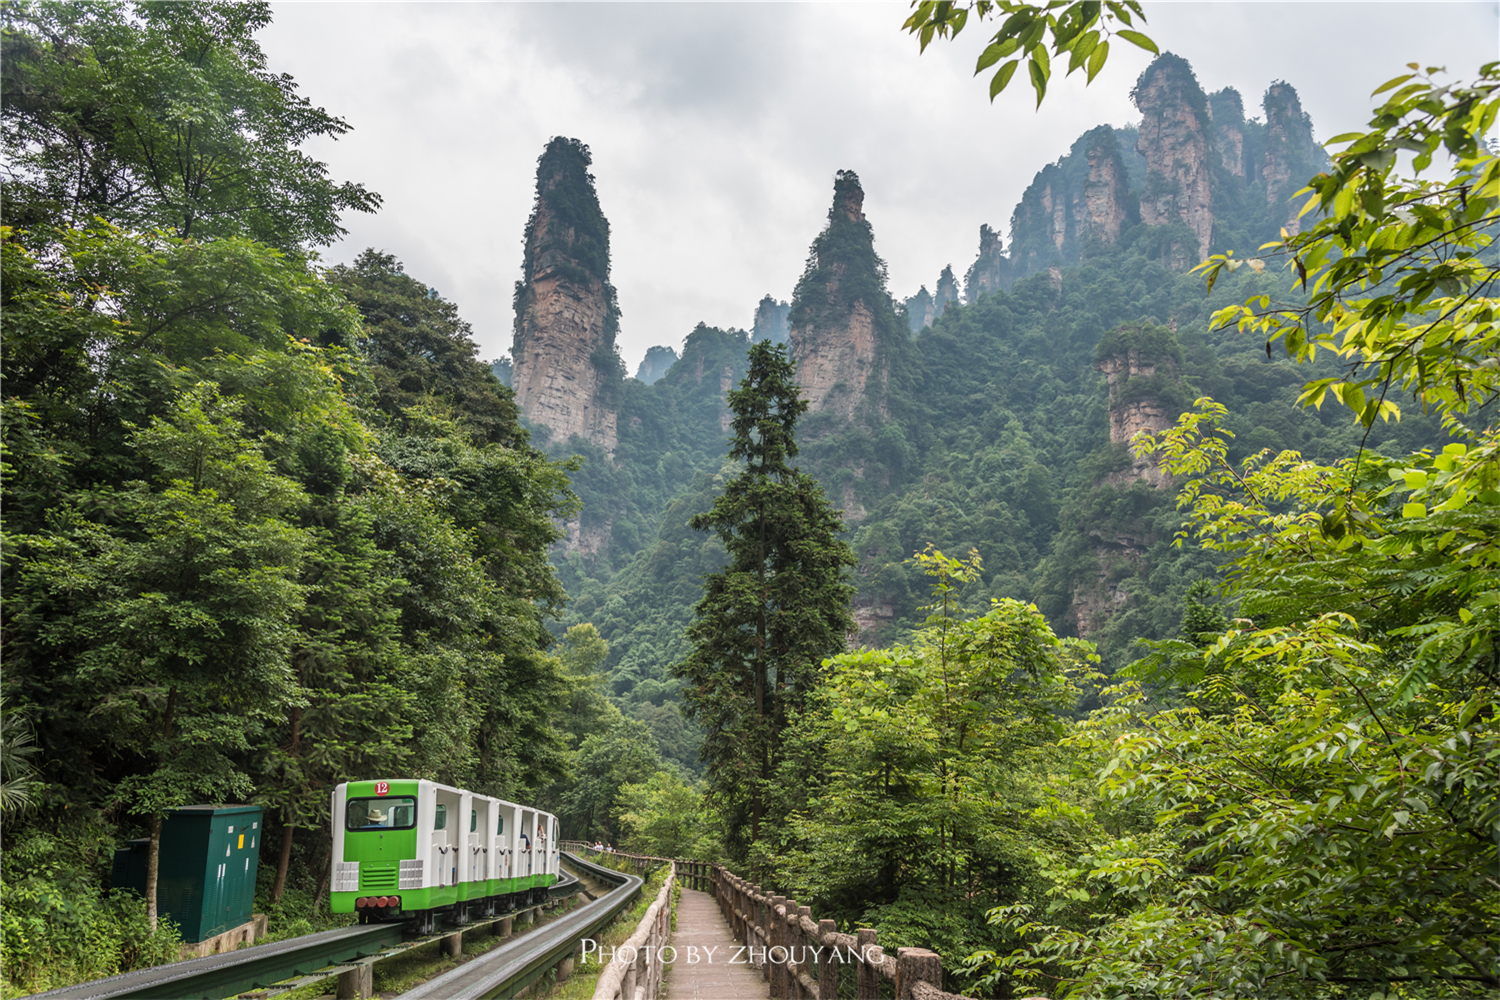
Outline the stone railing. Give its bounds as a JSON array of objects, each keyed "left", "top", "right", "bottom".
[
  {"left": 717, "top": 868, "right": 984, "bottom": 1000},
  {"left": 587, "top": 858, "right": 675, "bottom": 1000},
  {"left": 562, "top": 842, "right": 1045, "bottom": 1000}
]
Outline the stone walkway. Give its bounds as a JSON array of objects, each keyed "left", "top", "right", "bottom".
[{"left": 664, "top": 887, "right": 766, "bottom": 1000}]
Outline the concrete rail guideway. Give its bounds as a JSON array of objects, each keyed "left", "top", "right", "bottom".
[
  {"left": 395, "top": 852, "right": 644, "bottom": 1000},
  {"left": 28, "top": 856, "right": 643, "bottom": 1000}
]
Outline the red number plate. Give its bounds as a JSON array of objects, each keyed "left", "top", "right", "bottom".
[{"left": 375, "top": 781, "right": 389, "bottom": 796}]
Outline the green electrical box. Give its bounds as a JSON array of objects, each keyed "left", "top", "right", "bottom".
[{"left": 110, "top": 804, "right": 264, "bottom": 943}]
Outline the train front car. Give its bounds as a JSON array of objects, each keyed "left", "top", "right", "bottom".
[
  {"left": 332, "top": 779, "right": 428, "bottom": 923},
  {"left": 332, "top": 780, "right": 561, "bottom": 929}
]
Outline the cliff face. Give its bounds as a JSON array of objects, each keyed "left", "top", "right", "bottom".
[
  {"left": 1068, "top": 323, "right": 1187, "bottom": 638},
  {"left": 933, "top": 265, "right": 960, "bottom": 319},
  {"left": 1210, "top": 87, "right": 1247, "bottom": 179},
  {"left": 1133, "top": 54, "right": 1215, "bottom": 260},
  {"left": 791, "top": 300, "right": 880, "bottom": 420},
  {"left": 1005, "top": 126, "right": 1134, "bottom": 278},
  {"left": 1010, "top": 163, "right": 1069, "bottom": 274},
  {"left": 1077, "top": 127, "right": 1131, "bottom": 245},
  {"left": 635, "top": 345, "right": 678, "bottom": 384},
  {"left": 511, "top": 137, "right": 621, "bottom": 454},
  {"left": 1096, "top": 349, "right": 1175, "bottom": 490},
  {"left": 905, "top": 265, "right": 959, "bottom": 333},
  {"left": 1261, "top": 82, "right": 1324, "bottom": 235},
  {"left": 936, "top": 57, "right": 1329, "bottom": 308},
  {"left": 752, "top": 295, "right": 791, "bottom": 344},
  {"left": 787, "top": 170, "right": 901, "bottom": 421},
  {"left": 906, "top": 285, "right": 935, "bottom": 333},
  {"left": 658, "top": 323, "right": 756, "bottom": 447},
  {"left": 964, "top": 223, "right": 1010, "bottom": 301}
]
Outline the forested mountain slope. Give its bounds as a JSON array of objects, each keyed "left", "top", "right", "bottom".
[{"left": 540, "top": 55, "right": 1455, "bottom": 769}]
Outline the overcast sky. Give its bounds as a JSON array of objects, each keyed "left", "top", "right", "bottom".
[{"left": 260, "top": 2, "right": 1499, "bottom": 374}]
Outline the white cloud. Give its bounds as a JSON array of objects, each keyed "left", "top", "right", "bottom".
[{"left": 262, "top": 1, "right": 1498, "bottom": 372}]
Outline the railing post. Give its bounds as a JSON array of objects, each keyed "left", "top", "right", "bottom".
[
  {"left": 817, "top": 919, "right": 839, "bottom": 1000},
  {"left": 796, "top": 904, "right": 812, "bottom": 998},
  {"left": 856, "top": 928, "right": 879, "bottom": 1000},
  {"left": 896, "top": 948, "right": 943, "bottom": 1000},
  {"left": 768, "top": 895, "right": 786, "bottom": 996},
  {"left": 782, "top": 898, "right": 799, "bottom": 999},
  {"left": 755, "top": 886, "right": 770, "bottom": 981}
]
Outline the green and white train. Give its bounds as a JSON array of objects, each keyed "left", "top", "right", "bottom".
[{"left": 331, "top": 779, "right": 559, "bottom": 929}]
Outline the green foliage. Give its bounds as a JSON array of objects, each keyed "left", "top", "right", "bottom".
[
  {"left": 0, "top": 1, "right": 379, "bottom": 249},
  {"left": 329, "top": 250, "right": 526, "bottom": 447},
  {"left": 2, "top": 833, "right": 184, "bottom": 994},
  {"left": 972, "top": 406, "right": 1500, "bottom": 996},
  {"left": 0, "top": 697, "right": 40, "bottom": 816},
  {"left": 673, "top": 342, "right": 856, "bottom": 862},
  {"left": 1200, "top": 62, "right": 1500, "bottom": 428},
  {"left": 1, "top": 4, "right": 582, "bottom": 950},
  {"left": 552, "top": 325, "right": 759, "bottom": 768},
  {"left": 559, "top": 718, "right": 663, "bottom": 846},
  {"left": 615, "top": 770, "right": 718, "bottom": 860},
  {"left": 770, "top": 550, "right": 1097, "bottom": 992},
  {"left": 904, "top": 0, "right": 1156, "bottom": 107}
]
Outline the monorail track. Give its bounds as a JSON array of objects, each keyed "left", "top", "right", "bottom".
[
  {"left": 28, "top": 860, "right": 625, "bottom": 1000},
  {"left": 395, "top": 852, "right": 643, "bottom": 999}
]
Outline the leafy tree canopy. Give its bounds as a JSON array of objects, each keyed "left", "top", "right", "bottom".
[
  {"left": 1, "top": 1, "right": 380, "bottom": 250},
  {"left": 330, "top": 249, "right": 527, "bottom": 448}
]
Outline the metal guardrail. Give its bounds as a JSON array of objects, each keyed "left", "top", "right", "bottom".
[
  {"left": 29, "top": 922, "right": 409, "bottom": 1000},
  {"left": 396, "top": 851, "right": 648, "bottom": 1000},
  {"left": 30, "top": 876, "right": 589, "bottom": 1000}
]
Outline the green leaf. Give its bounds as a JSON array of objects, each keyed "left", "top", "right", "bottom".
[
  {"left": 989, "top": 59, "right": 1021, "bottom": 100},
  {"left": 1372, "top": 73, "right": 1416, "bottom": 95},
  {"left": 1085, "top": 39, "right": 1108, "bottom": 83},
  {"left": 1115, "top": 29, "right": 1157, "bottom": 54},
  {"left": 975, "top": 37, "right": 1020, "bottom": 73},
  {"left": 1029, "top": 55, "right": 1048, "bottom": 107}
]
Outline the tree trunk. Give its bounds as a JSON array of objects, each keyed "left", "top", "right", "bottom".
[
  {"left": 271, "top": 707, "right": 302, "bottom": 904},
  {"left": 146, "top": 687, "right": 179, "bottom": 933},
  {"left": 313, "top": 841, "right": 330, "bottom": 915},
  {"left": 146, "top": 810, "right": 163, "bottom": 932},
  {"left": 272, "top": 818, "right": 295, "bottom": 904}
]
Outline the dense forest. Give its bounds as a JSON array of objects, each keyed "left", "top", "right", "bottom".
[
  {"left": 0, "top": 3, "right": 597, "bottom": 989},
  {"left": 2, "top": 1, "right": 1496, "bottom": 998}
]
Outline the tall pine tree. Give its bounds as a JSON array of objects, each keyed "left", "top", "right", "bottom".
[{"left": 673, "top": 341, "right": 855, "bottom": 860}]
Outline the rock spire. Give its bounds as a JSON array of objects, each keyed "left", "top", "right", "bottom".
[
  {"left": 1132, "top": 53, "right": 1216, "bottom": 261},
  {"left": 752, "top": 295, "right": 791, "bottom": 344},
  {"left": 510, "top": 137, "right": 621, "bottom": 454},
  {"left": 1261, "top": 82, "right": 1324, "bottom": 234},
  {"left": 963, "top": 223, "right": 1010, "bottom": 302},
  {"left": 1003, "top": 126, "right": 1133, "bottom": 278},
  {"left": 787, "top": 170, "right": 902, "bottom": 421}
]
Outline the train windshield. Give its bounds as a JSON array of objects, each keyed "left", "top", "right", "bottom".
[{"left": 346, "top": 797, "right": 416, "bottom": 831}]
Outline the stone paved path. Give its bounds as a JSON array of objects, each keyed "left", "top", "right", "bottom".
[{"left": 664, "top": 887, "right": 766, "bottom": 1000}]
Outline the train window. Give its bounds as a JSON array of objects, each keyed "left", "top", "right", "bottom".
[
  {"left": 434, "top": 804, "right": 447, "bottom": 830},
  {"left": 470, "top": 809, "right": 477, "bottom": 832},
  {"left": 346, "top": 797, "right": 416, "bottom": 831}
]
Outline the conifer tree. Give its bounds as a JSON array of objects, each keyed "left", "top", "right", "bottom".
[{"left": 673, "top": 341, "right": 855, "bottom": 859}]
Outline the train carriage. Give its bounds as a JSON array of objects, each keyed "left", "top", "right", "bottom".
[{"left": 331, "top": 779, "right": 559, "bottom": 928}]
